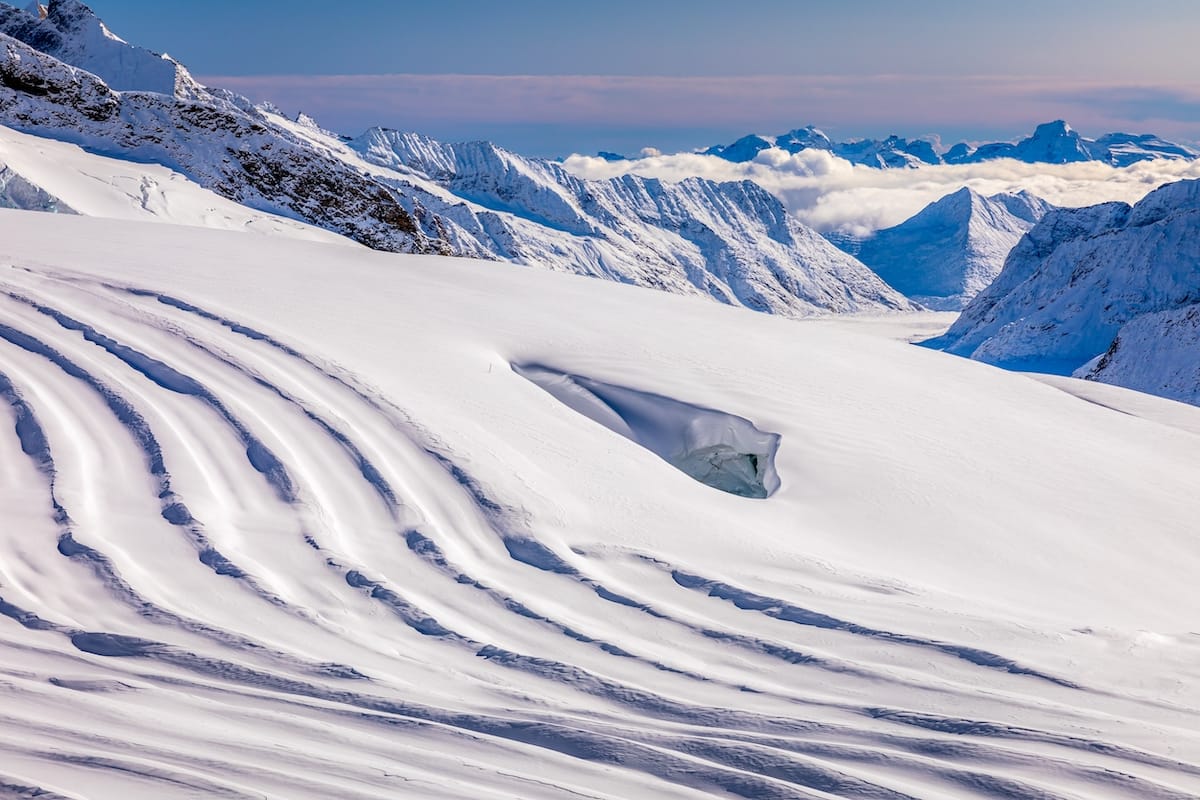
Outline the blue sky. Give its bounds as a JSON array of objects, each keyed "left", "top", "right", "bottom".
[{"left": 91, "top": 0, "right": 1200, "bottom": 155}]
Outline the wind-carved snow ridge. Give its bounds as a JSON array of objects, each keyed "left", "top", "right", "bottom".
[{"left": 515, "top": 364, "right": 780, "bottom": 498}]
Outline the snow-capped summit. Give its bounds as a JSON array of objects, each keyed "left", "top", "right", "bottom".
[
  {"left": 928, "top": 178, "right": 1200, "bottom": 388},
  {"left": 844, "top": 186, "right": 1053, "bottom": 309},
  {"left": 0, "top": 0, "right": 205, "bottom": 99},
  {"left": 945, "top": 120, "right": 1199, "bottom": 166},
  {"left": 948, "top": 120, "right": 1091, "bottom": 165}
]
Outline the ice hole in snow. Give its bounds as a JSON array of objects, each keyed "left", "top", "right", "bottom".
[{"left": 514, "top": 364, "right": 780, "bottom": 498}]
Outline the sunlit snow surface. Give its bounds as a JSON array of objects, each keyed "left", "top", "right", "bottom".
[{"left": 1, "top": 211, "right": 1200, "bottom": 799}]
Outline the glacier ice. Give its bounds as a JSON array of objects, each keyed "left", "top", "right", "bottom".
[{"left": 514, "top": 364, "right": 780, "bottom": 498}]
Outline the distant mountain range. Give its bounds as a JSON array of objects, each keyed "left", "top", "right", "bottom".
[{"left": 699, "top": 120, "right": 1198, "bottom": 168}]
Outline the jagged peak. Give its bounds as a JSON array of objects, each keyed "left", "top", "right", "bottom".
[{"left": 0, "top": 0, "right": 205, "bottom": 98}]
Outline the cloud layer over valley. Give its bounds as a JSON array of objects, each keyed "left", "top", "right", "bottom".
[{"left": 563, "top": 148, "right": 1200, "bottom": 235}]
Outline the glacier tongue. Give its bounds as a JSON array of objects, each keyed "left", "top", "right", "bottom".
[{"left": 0, "top": 161, "right": 73, "bottom": 211}]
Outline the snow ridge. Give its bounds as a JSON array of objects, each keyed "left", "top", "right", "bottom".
[{"left": 0, "top": 0, "right": 204, "bottom": 99}]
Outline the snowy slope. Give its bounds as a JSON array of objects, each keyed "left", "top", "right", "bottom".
[
  {"left": 928, "top": 178, "right": 1200, "bottom": 378},
  {"left": 846, "top": 187, "right": 1053, "bottom": 310},
  {"left": 345, "top": 128, "right": 914, "bottom": 315},
  {"left": 0, "top": 124, "right": 352, "bottom": 240},
  {"left": 0, "top": 0, "right": 204, "bottom": 99},
  {"left": 1, "top": 209, "right": 1199, "bottom": 798}
]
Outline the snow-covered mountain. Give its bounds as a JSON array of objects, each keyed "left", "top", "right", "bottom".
[
  {"left": 0, "top": 0, "right": 912, "bottom": 317},
  {"left": 345, "top": 128, "right": 913, "bottom": 314},
  {"left": 703, "top": 125, "right": 941, "bottom": 168},
  {"left": 928, "top": 178, "right": 1200, "bottom": 391},
  {"left": 841, "top": 187, "right": 1054, "bottom": 310},
  {"left": 705, "top": 120, "right": 1197, "bottom": 168},
  {"left": 3, "top": 209, "right": 1200, "bottom": 798}
]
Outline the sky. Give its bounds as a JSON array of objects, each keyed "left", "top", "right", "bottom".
[{"left": 88, "top": 0, "right": 1200, "bottom": 157}]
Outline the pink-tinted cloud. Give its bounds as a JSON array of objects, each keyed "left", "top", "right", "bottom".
[{"left": 200, "top": 72, "right": 1200, "bottom": 144}]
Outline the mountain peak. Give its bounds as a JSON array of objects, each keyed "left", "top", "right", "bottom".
[
  {"left": 1033, "top": 119, "right": 1074, "bottom": 137},
  {"left": 847, "top": 186, "right": 1052, "bottom": 309},
  {"left": 0, "top": 0, "right": 205, "bottom": 98}
]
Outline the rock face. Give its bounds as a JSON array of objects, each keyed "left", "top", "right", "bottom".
[
  {"left": 927, "top": 178, "right": 1200, "bottom": 400},
  {"left": 704, "top": 120, "right": 1197, "bottom": 168},
  {"left": 0, "top": 0, "right": 914, "bottom": 317},
  {"left": 844, "top": 187, "right": 1053, "bottom": 310}
]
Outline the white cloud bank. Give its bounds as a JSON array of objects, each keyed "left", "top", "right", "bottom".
[{"left": 562, "top": 148, "right": 1200, "bottom": 235}]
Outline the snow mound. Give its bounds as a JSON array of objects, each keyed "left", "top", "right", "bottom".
[{"left": 515, "top": 364, "right": 780, "bottom": 498}]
